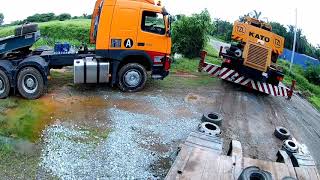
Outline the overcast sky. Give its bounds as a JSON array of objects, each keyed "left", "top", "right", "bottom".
[{"left": 0, "top": 0, "right": 319, "bottom": 46}]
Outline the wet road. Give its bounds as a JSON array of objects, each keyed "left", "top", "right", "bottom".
[
  {"left": 210, "top": 38, "right": 231, "bottom": 53},
  {"left": 36, "top": 76, "right": 320, "bottom": 179}
]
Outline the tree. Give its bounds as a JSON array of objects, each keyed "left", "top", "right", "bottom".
[
  {"left": 172, "top": 9, "right": 212, "bottom": 58},
  {"left": 0, "top": 13, "right": 4, "bottom": 25},
  {"left": 211, "top": 19, "right": 233, "bottom": 42},
  {"left": 57, "top": 13, "right": 71, "bottom": 21},
  {"left": 26, "top": 13, "right": 56, "bottom": 22}
]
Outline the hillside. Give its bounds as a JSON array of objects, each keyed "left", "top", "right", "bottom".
[{"left": 0, "top": 19, "right": 91, "bottom": 47}]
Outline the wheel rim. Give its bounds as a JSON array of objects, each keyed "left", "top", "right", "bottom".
[
  {"left": 123, "top": 70, "right": 142, "bottom": 87},
  {"left": 0, "top": 77, "right": 5, "bottom": 94},
  {"left": 22, "top": 74, "right": 38, "bottom": 94}
]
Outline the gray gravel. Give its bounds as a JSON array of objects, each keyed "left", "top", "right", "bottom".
[{"left": 40, "top": 93, "right": 202, "bottom": 179}]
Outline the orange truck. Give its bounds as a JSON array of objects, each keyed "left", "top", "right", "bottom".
[{"left": 0, "top": 0, "right": 172, "bottom": 99}]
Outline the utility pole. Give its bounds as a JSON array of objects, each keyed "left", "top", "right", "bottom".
[{"left": 290, "top": 8, "right": 298, "bottom": 73}]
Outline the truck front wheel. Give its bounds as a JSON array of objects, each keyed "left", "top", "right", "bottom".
[
  {"left": 118, "top": 63, "right": 147, "bottom": 92},
  {"left": 17, "top": 67, "right": 45, "bottom": 99},
  {"left": 0, "top": 69, "right": 10, "bottom": 99}
]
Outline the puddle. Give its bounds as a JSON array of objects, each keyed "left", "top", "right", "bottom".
[{"left": 1, "top": 95, "right": 110, "bottom": 143}]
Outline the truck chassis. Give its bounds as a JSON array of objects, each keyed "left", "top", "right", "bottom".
[
  {"left": 0, "top": 30, "right": 170, "bottom": 99},
  {"left": 199, "top": 51, "right": 295, "bottom": 99}
]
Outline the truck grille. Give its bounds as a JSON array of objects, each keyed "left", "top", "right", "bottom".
[{"left": 244, "top": 42, "right": 271, "bottom": 72}]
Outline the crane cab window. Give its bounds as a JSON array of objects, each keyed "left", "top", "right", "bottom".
[{"left": 141, "top": 11, "right": 165, "bottom": 35}]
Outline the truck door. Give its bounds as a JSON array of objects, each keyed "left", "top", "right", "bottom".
[{"left": 137, "top": 11, "right": 168, "bottom": 55}]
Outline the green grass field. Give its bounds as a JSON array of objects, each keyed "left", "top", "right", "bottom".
[{"left": 0, "top": 19, "right": 91, "bottom": 47}]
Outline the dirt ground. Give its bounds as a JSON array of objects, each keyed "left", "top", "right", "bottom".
[{"left": 1, "top": 70, "right": 320, "bottom": 179}]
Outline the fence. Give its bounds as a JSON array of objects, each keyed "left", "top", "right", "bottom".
[{"left": 279, "top": 48, "right": 320, "bottom": 69}]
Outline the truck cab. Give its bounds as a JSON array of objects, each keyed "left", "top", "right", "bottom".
[{"left": 90, "top": 0, "right": 172, "bottom": 91}]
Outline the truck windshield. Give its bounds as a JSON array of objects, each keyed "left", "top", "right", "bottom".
[{"left": 93, "top": 1, "right": 104, "bottom": 40}]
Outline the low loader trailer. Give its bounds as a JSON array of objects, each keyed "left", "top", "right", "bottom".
[{"left": 0, "top": 0, "right": 172, "bottom": 100}]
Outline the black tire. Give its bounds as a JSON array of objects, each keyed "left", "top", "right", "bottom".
[
  {"left": 274, "top": 126, "right": 291, "bottom": 140},
  {"left": 238, "top": 166, "right": 272, "bottom": 180},
  {"left": 202, "top": 112, "right": 223, "bottom": 126},
  {"left": 0, "top": 69, "right": 10, "bottom": 99},
  {"left": 118, "top": 63, "right": 147, "bottom": 92},
  {"left": 283, "top": 140, "right": 299, "bottom": 153},
  {"left": 14, "top": 24, "right": 38, "bottom": 36},
  {"left": 17, "top": 67, "right": 44, "bottom": 99},
  {"left": 198, "top": 122, "right": 221, "bottom": 136}
]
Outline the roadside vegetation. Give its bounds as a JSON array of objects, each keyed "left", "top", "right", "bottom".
[{"left": 278, "top": 60, "right": 320, "bottom": 110}]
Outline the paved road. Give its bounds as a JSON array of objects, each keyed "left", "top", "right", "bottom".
[{"left": 210, "top": 38, "right": 231, "bottom": 53}]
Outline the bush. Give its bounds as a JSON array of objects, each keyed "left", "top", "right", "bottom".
[
  {"left": 305, "top": 65, "right": 320, "bottom": 85},
  {"left": 172, "top": 9, "right": 212, "bottom": 58},
  {"left": 26, "top": 13, "right": 56, "bottom": 23},
  {"left": 57, "top": 13, "right": 72, "bottom": 21}
]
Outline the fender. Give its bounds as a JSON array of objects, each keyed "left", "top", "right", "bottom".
[
  {"left": 0, "top": 60, "right": 14, "bottom": 87},
  {"left": 16, "top": 56, "right": 50, "bottom": 86},
  {"left": 97, "top": 50, "right": 153, "bottom": 85},
  {"left": 96, "top": 49, "right": 153, "bottom": 65}
]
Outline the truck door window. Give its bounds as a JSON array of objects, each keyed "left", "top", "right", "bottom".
[{"left": 142, "top": 11, "right": 165, "bottom": 35}]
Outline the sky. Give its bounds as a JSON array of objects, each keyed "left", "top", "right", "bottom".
[{"left": 0, "top": 0, "right": 319, "bottom": 46}]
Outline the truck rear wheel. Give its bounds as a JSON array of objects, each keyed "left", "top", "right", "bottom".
[
  {"left": 118, "top": 63, "right": 147, "bottom": 92},
  {"left": 17, "top": 67, "right": 44, "bottom": 99},
  {"left": 0, "top": 70, "right": 10, "bottom": 99}
]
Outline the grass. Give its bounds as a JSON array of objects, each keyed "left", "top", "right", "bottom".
[
  {"left": 171, "top": 41, "right": 222, "bottom": 74},
  {"left": 278, "top": 59, "right": 320, "bottom": 110},
  {"left": 0, "top": 142, "right": 40, "bottom": 179},
  {"left": 0, "top": 19, "right": 91, "bottom": 47},
  {"left": 0, "top": 98, "right": 56, "bottom": 142}
]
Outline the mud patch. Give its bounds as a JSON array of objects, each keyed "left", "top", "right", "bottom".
[
  {"left": 184, "top": 93, "right": 216, "bottom": 104},
  {"left": 40, "top": 93, "right": 202, "bottom": 179}
]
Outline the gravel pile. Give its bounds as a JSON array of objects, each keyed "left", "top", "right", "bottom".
[{"left": 40, "top": 94, "right": 201, "bottom": 179}]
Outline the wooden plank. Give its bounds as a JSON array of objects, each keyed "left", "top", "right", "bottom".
[
  {"left": 186, "top": 132, "right": 223, "bottom": 152},
  {"left": 277, "top": 150, "right": 298, "bottom": 177},
  {"left": 231, "top": 140, "right": 243, "bottom": 179},
  {"left": 184, "top": 142, "right": 222, "bottom": 154},
  {"left": 165, "top": 144, "right": 194, "bottom": 180},
  {"left": 243, "top": 157, "right": 294, "bottom": 179},
  {"left": 180, "top": 148, "right": 214, "bottom": 179},
  {"left": 220, "top": 155, "right": 234, "bottom": 180},
  {"left": 295, "top": 166, "right": 320, "bottom": 180},
  {"left": 201, "top": 153, "right": 222, "bottom": 180}
]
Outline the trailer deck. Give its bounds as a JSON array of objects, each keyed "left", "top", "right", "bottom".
[
  {"left": 0, "top": 31, "right": 40, "bottom": 56},
  {"left": 166, "top": 132, "right": 320, "bottom": 180}
]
